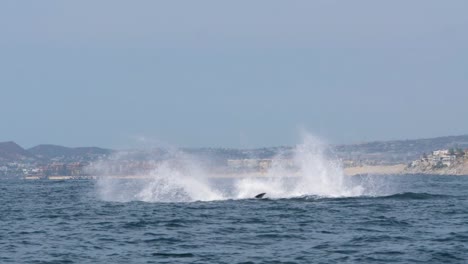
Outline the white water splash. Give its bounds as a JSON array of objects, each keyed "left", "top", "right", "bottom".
[
  {"left": 234, "top": 133, "right": 364, "bottom": 199},
  {"left": 93, "top": 150, "right": 222, "bottom": 202},
  {"left": 134, "top": 160, "right": 223, "bottom": 202},
  {"left": 93, "top": 133, "right": 379, "bottom": 203}
]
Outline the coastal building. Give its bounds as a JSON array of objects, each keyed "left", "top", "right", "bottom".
[
  {"left": 432, "top": 150, "right": 449, "bottom": 156},
  {"left": 410, "top": 149, "right": 460, "bottom": 169},
  {"left": 227, "top": 159, "right": 272, "bottom": 170},
  {"left": 431, "top": 150, "right": 456, "bottom": 167}
]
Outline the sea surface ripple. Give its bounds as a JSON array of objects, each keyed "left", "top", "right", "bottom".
[{"left": 1, "top": 175, "right": 468, "bottom": 263}]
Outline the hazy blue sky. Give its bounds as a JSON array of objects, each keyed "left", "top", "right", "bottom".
[{"left": 1, "top": 1, "right": 467, "bottom": 148}]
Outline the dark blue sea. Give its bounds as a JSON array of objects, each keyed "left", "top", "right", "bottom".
[{"left": 1, "top": 175, "right": 468, "bottom": 263}]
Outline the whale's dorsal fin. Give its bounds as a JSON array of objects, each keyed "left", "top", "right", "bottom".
[{"left": 255, "top": 193, "right": 266, "bottom": 199}]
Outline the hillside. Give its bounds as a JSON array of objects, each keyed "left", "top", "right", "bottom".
[
  {"left": 1, "top": 134, "right": 468, "bottom": 166},
  {"left": 0, "top": 141, "right": 34, "bottom": 162},
  {"left": 333, "top": 135, "right": 468, "bottom": 165},
  {"left": 28, "top": 144, "right": 112, "bottom": 160},
  {"left": 0, "top": 141, "right": 113, "bottom": 165}
]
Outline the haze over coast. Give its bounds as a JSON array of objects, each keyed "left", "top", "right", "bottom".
[{"left": 2, "top": 134, "right": 468, "bottom": 180}]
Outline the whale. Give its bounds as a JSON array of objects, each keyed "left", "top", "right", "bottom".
[{"left": 255, "top": 193, "right": 266, "bottom": 199}]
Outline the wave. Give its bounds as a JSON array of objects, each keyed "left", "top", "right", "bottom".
[{"left": 379, "top": 192, "right": 451, "bottom": 200}]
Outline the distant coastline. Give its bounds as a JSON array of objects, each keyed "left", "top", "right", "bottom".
[{"left": 3, "top": 134, "right": 468, "bottom": 179}]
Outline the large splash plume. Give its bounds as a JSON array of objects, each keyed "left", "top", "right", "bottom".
[
  {"left": 234, "top": 133, "right": 364, "bottom": 199},
  {"left": 91, "top": 132, "right": 384, "bottom": 203},
  {"left": 90, "top": 149, "right": 223, "bottom": 202}
]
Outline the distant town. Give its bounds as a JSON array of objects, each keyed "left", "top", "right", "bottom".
[{"left": 2, "top": 134, "right": 468, "bottom": 179}]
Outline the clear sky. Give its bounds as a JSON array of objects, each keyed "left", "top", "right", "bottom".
[{"left": 1, "top": 1, "right": 467, "bottom": 149}]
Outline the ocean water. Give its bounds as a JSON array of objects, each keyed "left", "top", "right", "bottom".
[{"left": 1, "top": 175, "right": 468, "bottom": 263}]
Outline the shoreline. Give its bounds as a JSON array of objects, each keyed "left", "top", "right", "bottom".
[{"left": 22, "top": 166, "right": 468, "bottom": 180}]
